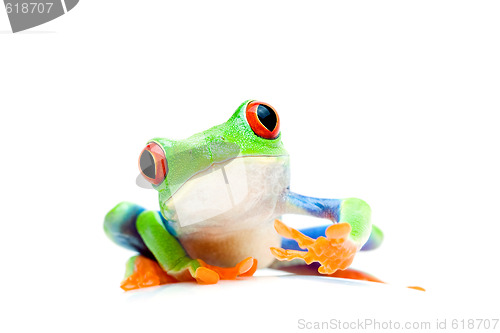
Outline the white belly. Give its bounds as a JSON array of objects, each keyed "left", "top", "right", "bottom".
[
  {"left": 179, "top": 222, "right": 282, "bottom": 267},
  {"left": 162, "top": 155, "right": 290, "bottom": 267}
]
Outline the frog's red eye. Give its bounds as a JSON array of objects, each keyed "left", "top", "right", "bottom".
[
  {"left": 245, "top": 101, "right": 280, "bottom": 140},
  {"left": 139, "top": 142, "right": 168, "bottom": 185}
]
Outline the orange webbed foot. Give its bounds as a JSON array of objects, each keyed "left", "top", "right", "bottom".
[
  {"left": 120, "top": 256, "right": 177, "bottom": 291},
  {"left": 197, "top": 257, "right": 257, "bottom": 281},
  {"left": 271, "top": 219, "right": 357, "bottom": 275}
]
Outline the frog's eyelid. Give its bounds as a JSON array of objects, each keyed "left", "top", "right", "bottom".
[{"left": 147, "top": 140, "right": 167, "bottom": 156}]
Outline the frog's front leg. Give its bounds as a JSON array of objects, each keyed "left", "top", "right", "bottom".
[
  {"left": 283, "top": 192, "right": 373, "bottom": 249},
  {"left": 271, "top": 192, "right": 379, "bottom": 274}
]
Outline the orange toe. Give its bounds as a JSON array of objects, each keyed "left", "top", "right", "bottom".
[
  {"left": 270, "top": 247, "right": 287, "bottom": 259},
  {"left": 274, "top": 220, "right": 314, "bottom": 248},
  {"left": 235, "top": 257, "right": 255, "bottom": 276},
  {"left": 198, "top": 257, "right": 257, "bottom": 280},
  {"left": 194, "top": 267, "right": 220, "bottom": 285},
  {"left": 325, "top": 222, "right": 351, "bottom": 240},
  {"left": 239, "top": 258, "right": 258, "bottom": 277}
]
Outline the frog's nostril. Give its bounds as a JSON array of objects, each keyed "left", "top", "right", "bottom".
[{"left": 139, "top": 142, "right": 168, "bottom": 185}]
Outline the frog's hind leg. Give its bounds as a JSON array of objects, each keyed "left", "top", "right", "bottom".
[
  {"left": 103, "top": 202, "right": 152, "bottom": 258},
  {"left": 105, "top": 203, "right": 219, "bottom": 286},
  {"left": 105, "top": 202, "right": 255, "bottom": 290},
  {"left": 104, "top": 202, "right": 176, "bottom": 290}
]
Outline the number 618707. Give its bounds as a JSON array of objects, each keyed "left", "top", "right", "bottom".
[{"left": 5, "top": 2, "right": 54, "bottom": 14}]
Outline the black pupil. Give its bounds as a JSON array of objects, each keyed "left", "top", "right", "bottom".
[
  {"left": 140, "top": 150, "right": 156, "bottom": 179},
  {"left": 257, "top": 104, "right": 277, "bottom": 132}
]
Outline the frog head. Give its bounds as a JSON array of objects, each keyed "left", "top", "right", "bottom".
[{"left": 138, "top": 100, "right": 290, "bottom": 230}]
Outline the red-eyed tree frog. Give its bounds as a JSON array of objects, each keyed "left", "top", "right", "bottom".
[{"left": 104, "top": 100, "right": 384, "bottom": 291}]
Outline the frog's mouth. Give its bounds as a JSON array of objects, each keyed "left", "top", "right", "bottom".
[{"left": 161, "top": 155, "right": 290, "bottom": 231}]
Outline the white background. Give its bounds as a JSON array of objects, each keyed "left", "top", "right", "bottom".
[{"left": 1, "top": 1, "right": 499, "bottom": 332}]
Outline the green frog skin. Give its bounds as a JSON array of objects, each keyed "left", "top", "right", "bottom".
[{"left": 104, "top": 100, "right": 383, "bottom": 290}]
